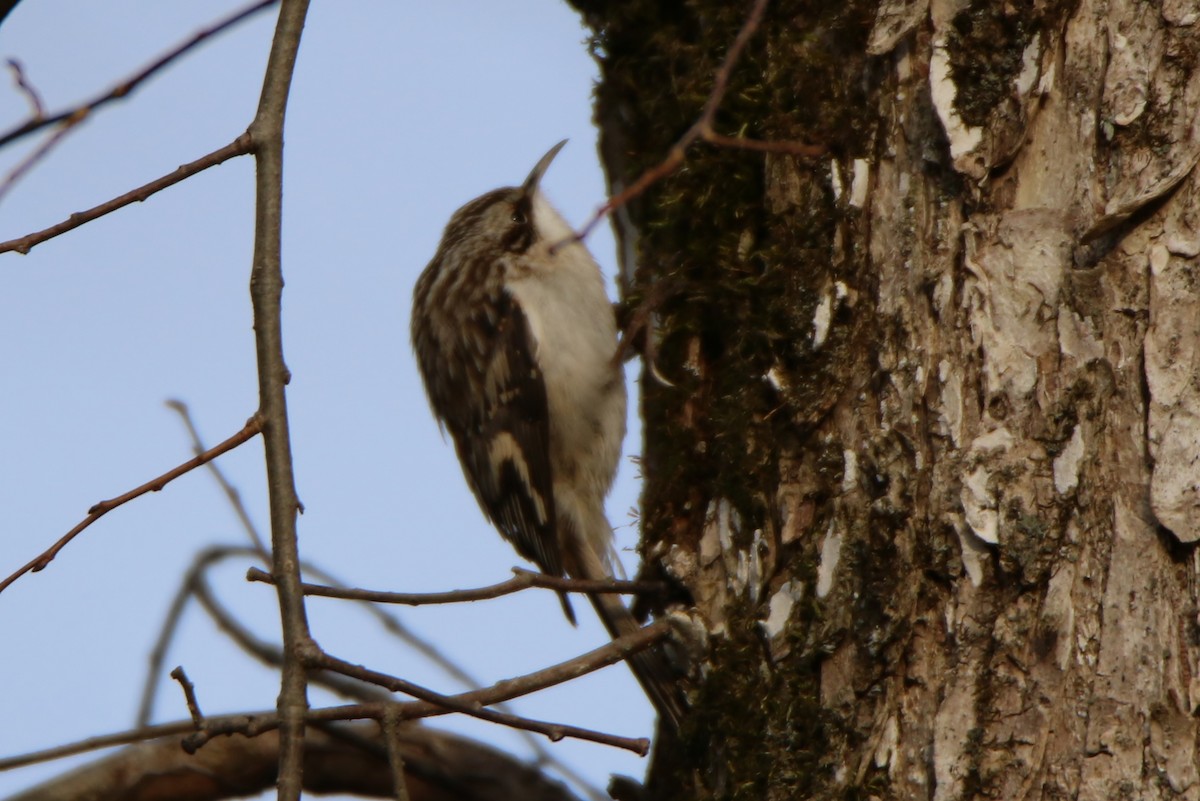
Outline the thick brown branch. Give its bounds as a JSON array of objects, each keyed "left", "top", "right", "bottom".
[
  {"left": 5, "top": 723, "right": 582, "bottom": 801},
  {"left": 0, "top": 415, "right": 262, "bottom": 596},
  {"left": 0, "top": 135, "right": 252, "bottom": 256}
]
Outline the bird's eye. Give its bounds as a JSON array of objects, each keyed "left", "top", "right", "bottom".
[{"left": 510, "top": 196, "right": 532, "bottom": 226}]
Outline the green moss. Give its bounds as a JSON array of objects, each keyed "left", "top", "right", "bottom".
[
  {"left": 576, "top": 0, "right": 880, "bottom": 564},
  {"left": 682, "top": 617, "right": 834, "bottom": 801},
  {"left": 999, "top": 500, "right": 1064, "bottom": 587},
  {"left": 945, "top": 0, "right": 1076, "bottom": 127},
  {"left": 571, "top": 1, "right": 882, "bottom": 795}
]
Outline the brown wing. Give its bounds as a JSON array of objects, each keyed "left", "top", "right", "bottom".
[
  {"left": 454, "top": 291, "right": 563, "bottom": 580},
  {"left": 413, "top": 281, "right": 563, "bottom": 578}
]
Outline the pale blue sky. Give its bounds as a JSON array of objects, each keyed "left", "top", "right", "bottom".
[{"left": 0, "top": 3, "right": 652, "bottom": 798}]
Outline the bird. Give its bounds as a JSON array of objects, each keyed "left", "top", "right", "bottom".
[{"left": 410, "top": 140, "right": 685, "bottom": 730}]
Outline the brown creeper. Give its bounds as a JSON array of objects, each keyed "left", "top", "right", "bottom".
[{"left": 411, "top": 141, "right": 685, "bottom": 730}]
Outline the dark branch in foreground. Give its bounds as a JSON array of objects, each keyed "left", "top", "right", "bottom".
[
  {"left": 3, "top": 723, "right": 582, "bottom": 801},
  {"left": 246, "top": 565, "right": 668, "bottom": 605},
  {"left": 0, "top": 415, "right": 262, "bottom": 595}
]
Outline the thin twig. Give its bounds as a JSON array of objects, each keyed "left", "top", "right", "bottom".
[
  {"left": 0, "top": 720, "right": 206, "bottom": 772},
  {"left": 184, "top": 623, "right": 670, "bottom": 755},
  {"left": 309, "top": 651, "right": 651, "bottom": 754},
  {"left": 571, "top": 0, "right": 822, "bottom": 244},
  {"left": 248, "top": 0, "right": 314, "bottom": 796},
  {"left": 136, "top": 543, "right": 606, "bottom": 801},
  {"left": 0, "top": 111, "right": 83, "bottom": 205},
  {"left": 137, "top": 546, "right": 242, "bottom": 727},
  {"left": 137, "top": 403, "right": 267, "bottom": 726},
  {"left": 246, "top": 565, "right": 667, "bottom": 605},
  {"left": 0, "top": 134, "right": 253, "bottom": 255},
  {"left": 1, "top": 622, "right": 668, "bottom": 773},
  {"left": 5, "top": 58, "right": 45, "bottom": 119},
  {"left": 0, "top": 415, "right": 262, "bottom": 596},
  {"left": 169, "top": 666, "right": 206, "bottom": 730},
  {"left": 166, "top": 398, "right": 268, "bottom": 555},
  {"left": 258, "top": 567, "right": 612, "bottom": 801},
  {"left": 138, "top": 547, "right": 389, "bottom": 727},
  {"left": 193, "top": 559, "right": 389, "bottom": 702},
  {"left": 0, "top": 0, "right": 278, "bottom": 152},
  {"left": 704, "top": 131, "right": 824, "bottom": 155}
]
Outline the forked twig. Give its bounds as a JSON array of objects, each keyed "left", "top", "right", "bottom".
[
  {"left": 6, "top": 58, "right": 45, "bottom": 119},
  {"left": 0, "top": 111, "right": 83, "bottom": 205},
  {"left": 165, "top": 399, "right": 268, "bottom": 555},
  {"left": 170, "top": 666, "right": 206, "bottom": 731}
]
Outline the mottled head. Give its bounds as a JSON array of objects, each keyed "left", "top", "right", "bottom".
[{"left": 433, "top": 139, "right": 570, "bottom": 262}]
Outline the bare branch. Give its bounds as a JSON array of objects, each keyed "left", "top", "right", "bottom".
[
  {"left": 246, "top": 565, "right": 667, "bottom": 605},
  {"left": 169, "top": 667, "right": 206, "bottom": 731},
  {"left": 0, "top": 0, "right": 278, "bottom": 152},
  {"left": 179, "top": 622, "right": 670, "bottom": 756},
  {"left": 137, "top": 547, "right": 243, "bottom": 727},
  {"left": 246, "top": 0, "right": 314, "bottom": 796},
  {"left": 0, "top": 720, "right": 202, "bottom": 773},
  {"left": 2, "top": 619, "right": 667, "bottom": 773},
  {"left": 137, "top": 544, "right": 607, "bottom": 801},
  {"left": 5, "top": 724, "right": 583, "bottom": 801},
  {"left": 0, "top": 415, "right": 262, "bottom": 595},
  {"left": 192, "top": 556, "right": 390, "bottom": 702},
  {"left": 310, "top": 652, "right": 649, "bottom": 754},
  {"left": 0, "top": 134, "right": 253, "bottom": 256},
  {"left": 0, "top": 111, "right": 83, "bottom": 205},
  {"left": 166, "top": 399, "right": 269, "bottom": 555}
]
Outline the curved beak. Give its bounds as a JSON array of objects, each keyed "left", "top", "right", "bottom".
[{"left": 521, "top": 139, "right": 567, "bottom": 197}]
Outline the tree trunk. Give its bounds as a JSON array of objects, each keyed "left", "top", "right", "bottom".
[{"left": 572, "top": 1, "right": 1200, "bottom": 798}]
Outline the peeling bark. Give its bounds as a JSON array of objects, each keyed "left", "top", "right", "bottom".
[{"left": 574, "top": 1, "right": 1200, "bottom": 798}]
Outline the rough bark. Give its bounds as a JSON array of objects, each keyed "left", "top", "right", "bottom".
[{"left": 573, "top": 1, "right": 1200, "bottom": 799}]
